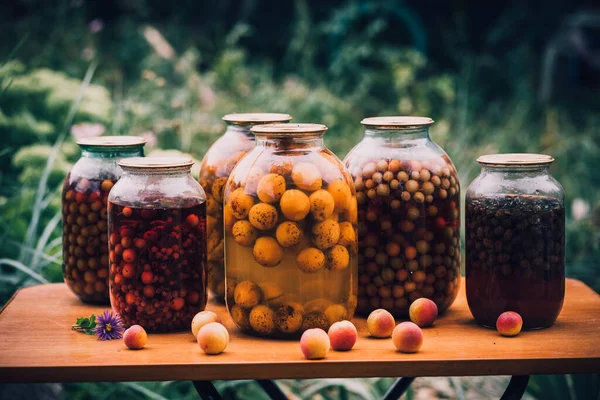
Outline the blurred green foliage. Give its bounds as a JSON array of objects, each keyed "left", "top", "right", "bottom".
[{"left": 0, "top": 0, "right": 599, "bottom": 399}]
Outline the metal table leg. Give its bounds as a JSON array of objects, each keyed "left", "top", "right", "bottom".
[
  {"left": 256, "top": 380, "right": 288, "bottom": 400},
  {"left": 500, "top": 375, "right": 530, "bottom": 400},
  {"left": 192, "top": 380, "right": 223, "bottom": 400},
  {"left": 382, "top": 377, "right": 415, "bottom": 400}
]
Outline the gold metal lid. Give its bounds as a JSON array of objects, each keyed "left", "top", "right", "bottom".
[
  {"left": 118, "top": 157, "right": 194, "bottom": 170},
  {"left": 76, "top": 136, "right": 147, "bottom": 147},
  {"left": 477, "top": 153, "right": 555, "bottom": 166},
  {"left": 222, "top": 113, "right": 292, "bottom": 125},
  {"left": 361, "top": 116, "right": 434, "bottom": 129},
  {"left": 251, "top": 123, "right": 327, "bottom": 136}
]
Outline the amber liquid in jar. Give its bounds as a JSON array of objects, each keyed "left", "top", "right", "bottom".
[
  {"left": 466, "top": 194, "right": 565, "bottom": 329},
  {"left": 108, "top": 202, "right": 207, "bottom": 332},
  {"left": 62, "top": 175, "right": 114, "bottom": 304},
  {"left": 352, "top": 156, "right": 461, "bottom": 316}
]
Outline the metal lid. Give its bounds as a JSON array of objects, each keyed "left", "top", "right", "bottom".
[
  {"left": 251, "top": 123, "right": 327, "bottom": 136},
  {"left": 222, "top": 113, "right": 292, "bottom": 125},
  {"left": 118, "top": 157, "right": 194, "bottom": 170},
  {"left": 361, "top": 116, "right": 434, "bottom": 129},
  {"left": 477, "top": 153, "right": 555, "bottom": 166},
  {"left": 76, "top": 136, "right": 146, "bottom": 147}
]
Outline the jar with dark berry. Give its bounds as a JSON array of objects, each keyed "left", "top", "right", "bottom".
[
  {"left": 344, "top": 117, "right": 461, "bottom": 317},
  {"left": 223, "top": 124, "right": 358, "bottom": 338},
  {"left": 199, "top": 113, "right": 292, "bottom": 304},
  {"left": 62, "top": 136, "right": 146, "bottom": 304},
  {"left": 108, "top": 157, "right": 207, "bottom": 332},
  {"left": 466, "top": 154, "right": 565, "bottom": 330}
]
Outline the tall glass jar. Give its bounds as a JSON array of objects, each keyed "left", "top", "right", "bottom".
[
  {"left": 344, "top": 117, "right": 461, "bottom": 317},
  {"left": 199, "top": 113, "right": 292, "bottom": 303},
  {"left": 108, "top": 157, "right": 207, "bottom": 332},
  {"left": 62, "top": 136, "right": 146, "bottom": 304},
  {"left": 224, "top": 124, "right": 357, "bottom": 338},
  {"left": 466, "top": 154, "right": 565, "bottom": 330}
]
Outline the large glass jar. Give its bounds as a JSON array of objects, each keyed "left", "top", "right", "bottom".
[
  {"left": 224, "top": 124, "right": 358, "bottom": 338},
  {"left": 466, "top": 154, "right": 565, "bottom": 330},
  {"left": 62, "top": 136, "right": 146, "bottom": 304},
  {"left": 108, "top": 157, "right": 207, "bottom": 332},
  {"left": 199, "top": 113, "right": 292, "bottom": 304},
  {"left": 344, "top": 117, "right": 461, "bottom": 317}
]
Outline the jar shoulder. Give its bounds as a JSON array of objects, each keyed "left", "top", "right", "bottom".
[
  {"left": 344, "top": 136, "right": 452, "bottom": 165},
  {"left": 466, "top": 171, "right": 565, "bottom": 202},
  {"left": 109, "top": 174, "right": 206, "bottom": 207},
  {"left": 69, "top": 157, "right": 120, "bottom": 182}
]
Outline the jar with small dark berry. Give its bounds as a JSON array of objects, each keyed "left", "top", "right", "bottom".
[
  {"left": 108, "top": 157, "right": 207, "bottom": 332},
  {"left": 344, "top": 117, "right": 461, "bottom": 317},
  {"left": 62, "top": 136, "right": 146, "bottom": 304},
  {"left": 199, "top": 113, "right": 292, "bottom": 304},
  {"left": 466, "top": 154, "right": 565, "bottom": 330}
]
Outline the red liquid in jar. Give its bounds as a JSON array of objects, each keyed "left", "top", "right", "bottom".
[{"left": 108, "top": 202, "right": 207, "bottom": 332}]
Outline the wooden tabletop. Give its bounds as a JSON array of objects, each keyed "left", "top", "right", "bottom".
[{"left": 0, "top": 279, "right": 599, "bottom": 383}]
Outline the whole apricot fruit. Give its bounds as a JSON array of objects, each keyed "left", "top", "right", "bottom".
[
  {"left": 279, "top": 189, "right": 310, "bottom": 221},
  {"left": 292, "top": 162, "right": 322, "bottom": 191},
  {"left": 230, "top": 304, "right": 251, "bottom": 330},
  {"left": 191, "top": 311, "right": 221, "bottom": 337},
  {"left": 124, "top": 325, "right": 147, "bottom": 350},
  {"left": 232, "top": 220, "right": 258, "bottom": 247},
  {"left": 300, "top": 328, "right": 330, "bottom": 359},
  {"left": 409, "top": 298, "right": 438, "bottom": 327},
  {"left": 309, "top": 190, "right": 335, "bottom": 221},
  {"left": 324, "top": 304, "right": 348, "bottom": 325},
  {"left": 249, "top": 305, "right": 276, "bottom": 335},
  {"left": 496, "top": 311, "right": 523, "bottom": 337},
  {"left": 311, "top": 220, "right": 340, "bottom": 249},
  {"left": 234, "top": 280, "right": 263, "bottom": 308},
  {"left": 253, "top": 236, "right": 284, "bottom": 267},
  {"left": 392, "top": 322, "right": 423, "bottom": 353},
  {"left": 229, "top": 188, "right": 255, "bottom": 219},
  {"left": 328, "top": 320, "right": 357, "bottom": 351},
  {"left": 274, "top": 302, "right": 305, "bottom": 333},
  {"left": 296, "top": 247, "right": 326, "bottom": 273},
  {"left": 257, "top": 173, "right": 286, "bottom": 203},
  {"left": 326, "top": 245, "right": 350, "bottom": 270},
  {"left": 197, "top": 322, "right": 229, "bottom": 355},
  {"left": 367, "top": 309, "right": 395, "bottom": 338},
  {"left": 259, "top": 281, "right": 285, "bottom": 307},
  {"left": 275, "top": 221, "right": 303, "bottom": 248},
  {"left": 248, "top": 203, "right": 278, "bottom": 231},
  {"left": 327, "top": 180, "right": 352, "bottom": 211},
  {"left": 337, "top": 222, "right": 356, "bottom": 246}
]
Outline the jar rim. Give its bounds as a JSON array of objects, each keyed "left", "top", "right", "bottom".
[
  {"left": 76, "top": 136, "right": 147, "bottom": 147},
  {"left": 361, "top": 116, "right": 434, "bottom": 129},
  {"left": 251, "top": 123, "right": 327, "bottom": 136},
  {"left": 223, "top": 113, "right": 292, "bottom": 125},
  {"left": 118, "top": 157, "right": 194, "bottom": 170},
  {"left": 477, "top": 153, "right": 554, "bottom": 166}
]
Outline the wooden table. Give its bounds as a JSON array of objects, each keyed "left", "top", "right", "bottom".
[{"left": 1, "top": 279, "right": 599, "bottom": 399}]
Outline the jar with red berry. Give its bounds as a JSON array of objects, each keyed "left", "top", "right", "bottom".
[
  {"left": 62, "top": 136, "right": 146, "bottom": 304},
  {"left": 199, "top": 113, "right": 292, "bottom": 303},
  {"left": 108, "top": 157, "right": 207, "bottom": 332},
  {"left": 344, "top": 117, "right": 461, "bottom": 317}
]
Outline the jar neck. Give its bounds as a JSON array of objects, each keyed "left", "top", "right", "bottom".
[
  {"left": 255, "top": 135, "right": 324, "bottom": 150},
  {"left": 225, "top": 124, "right": 256, "bottom": 139},
  {"left": 481, "top": 164, "right": 550, "bottom": 176},
  {"left": 81, "top": 146, "right": 145, "bottom": 159},
  {"left": 364, "top": 126, "right": 430, "bottom": 142}
]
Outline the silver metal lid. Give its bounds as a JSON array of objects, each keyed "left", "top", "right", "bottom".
[
  {"left": 118, "top": 157, "right": 194, "bottom": 170},
  {"left": 251, "top": 123, "right": 327, "bottom": 136},
  {"left": 477, "top": 153, "right": 555, "bottom": 166},
  {"left": 222, "top": 113, "right": 292, "bottom": 125},
  {"left": 76, "top": 136, "right": 147, "bottom": 147},
  {"left": 361, "top": 116, "right": 434, "bottom": 129}
]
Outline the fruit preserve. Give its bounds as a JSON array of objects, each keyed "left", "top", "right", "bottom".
[
  {"left": 108, "top": 157, "right": 207, "bottom": 332},
  {"left": 466, "top": 154, "right": 565, "bottom": 330},
  {"left": 344, "top": 117, "right": 461, "bottom": 317},
  {"left": 199, "top": 113, "right": 292, "bottom": 303},
  {"left": 224, "top": 124, "right": 358, "bottom": 338},
  {"left": 62, "top": 136, "right": 145, "bottom": 304}
]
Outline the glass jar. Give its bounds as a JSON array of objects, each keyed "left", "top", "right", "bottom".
[
  {"left": 199, "top": 113, "right": 292, "bottom": 303},
  {"left": 108, "top": 157, "right": 207, "bottom": 332},
  {"left": 465, "top": 154, "right": 565, "bottom": 330},
  {"left": 224, "top": 124, "right": 358, "bottom": 338},
  {"left": 344, "top": 117, "right": 461, "bottom": 317},
  {"left": 62, "top": 136, "right": 146, "bottom": 304}
]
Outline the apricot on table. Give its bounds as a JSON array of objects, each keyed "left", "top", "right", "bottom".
[
  {"left": 197, "top": 322, "right": 229, "bottom": 355},
  {"left": 234, "top": 280, "right": 263, "bottom": 308},
  {"left": 275, "top": 221, "right": 304, "bottom": 248},
  {"left": 496, "top": 311, "right": 523, "bottom": 337},
  {"left": 328, "top": 320, "right": 357, "bottom": 351},
  {"left": 367, "top": 309, "right": 395, "bottom": 338},
  {"left": 309, "top": 189, "right": 335, "bottom": 221},
  {"left": 123, "top": 325, "right": 147, "bottom": 350},
  {"left": 292, "top": 162, "right": 322, "bottom": 191},
  {"left": 191, "top": 310, "right": 222, "bottom": 337},
  {"left": 392, "top": 321, "right": 423, "bottom": 353},
  {"left": 300, "top": 328, "right": 330, "bottom": 360},
  {"left": 279, "top": 189, "right": 311, "bottom": 221},
  {"left": 409, "top": 298, "right": 438, "bottom": 328},
  {"left": 253, "top": 236, "right": 284, "bottom": 267},
  {"left": 257, "top": 173, "right": 286, "bottom": 203},
  {"left": 248, "top": 203, "right": 278, "bottom": 231},
  {"left": 232, "top": 220, "right": 258, "bottom": 247},
  {"left": 296, "top": 247, "right": 326, "bottom": 273}
]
